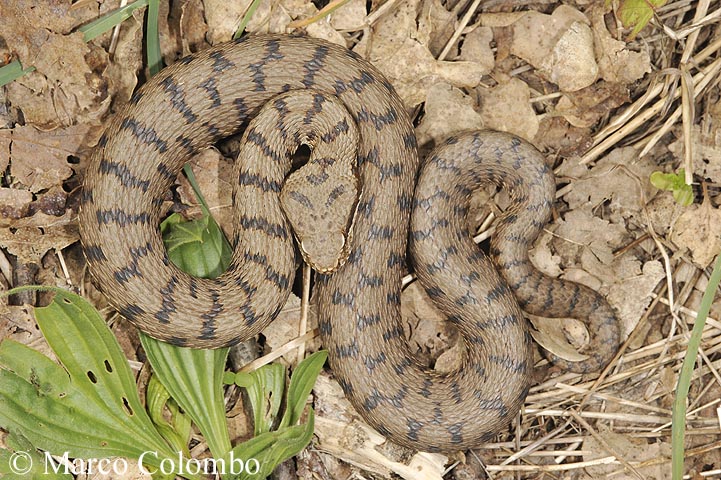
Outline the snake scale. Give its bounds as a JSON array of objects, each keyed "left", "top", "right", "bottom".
[{"left": 79, "top": 34, "right": 621, "bottom": 451}]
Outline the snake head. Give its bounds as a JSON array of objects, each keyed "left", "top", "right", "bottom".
[{"left": 280, "top": 158, "right": 359, "bottom": 274}]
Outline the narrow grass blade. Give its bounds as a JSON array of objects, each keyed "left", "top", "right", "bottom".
[
  {"left": 671, "top": 254, "right": 721, "bottom": 479},
  {"left": 78, "top": 0, "right": 150, "bottom": 42},
  {"left": 0, "top": 60, "right": 35, "bottom": 87}
]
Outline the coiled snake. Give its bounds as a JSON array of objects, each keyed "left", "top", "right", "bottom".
[{"left": 79, "top": 34, "right": 620, "bottom": 451}]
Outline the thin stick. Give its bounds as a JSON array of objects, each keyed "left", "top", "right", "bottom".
[{"left": 297, "top": 263, "right": 311, "bottom": 362}]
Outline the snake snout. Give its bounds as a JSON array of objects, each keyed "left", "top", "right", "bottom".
[{"left": 300, "top": 232, "right": 347, "bottom": 273}]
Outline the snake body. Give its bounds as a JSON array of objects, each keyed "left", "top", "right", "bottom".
[{"left": 79, "top": 35, "right": 620, "bottom": 451}]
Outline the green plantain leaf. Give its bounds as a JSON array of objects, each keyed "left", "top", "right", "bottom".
[
  {"left": 146, "top": 375, "right": 192, "bottom": 456},
  {"left": 0, "top": 431, "right": 73, "bottom": 479},
  {"left": 0, "top": 291, "right": 194, "bottom": 476},
  {"left": 225, "top": 410, "right": 315, "bottom": 480},
  {"left": 241, "top": 363, "right": 286, "bottom": 436},
  {"left": 280, "top": 350, "right": 327, "bottom": 428},
  {"left": 141, "top": 335, "right": 232, "bottom": 460},
  {"left": 161, "top": 213, "right": 232, "bottom": 278}
]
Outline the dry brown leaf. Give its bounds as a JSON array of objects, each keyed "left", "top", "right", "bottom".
[
  {"left": 5, "top": 31, "right": 111, "bottom": 128},
  {"left": 478, "top": 77, "right": 539, "bottom": 140},
  {"left": 369, "top": 0, "right": 419, "bottom": 45},
  {"left": 204, "top": 0, "right": 254, "bottom": 43},
  {"left": 1, "top": 125, "right": 98, "bottom": 193},
  {"left": 458, "top": 26, "right": 495, "bottom": 75},
  {"left": 668, "top": 125, "right": 721, "bottom": 184},
  {"left": 177, "top": 148, "right": 234, "bottom": 231},
  {"left": 529, "top": 315, "right": 590, "bottom": 362},
  {"left": 306, "top": 20, "right": 348, "bottom": 46},
  {"left": 582, "top": 427, "right": 671, "bottom": 479},
  {"left": 417, "top": 0, "right": 456, "bottom": 56},
  {"left": 178, "top": 0, "right": 209, "bottom": 54},
  {"left": 401, "top": 282, "right": 459, "bottom": 370},
  {"left": 529, "top": 230, "right": 564, "bottom": 277},
  {"left": 104, "top": 12, "right": 145, "bottom": 107},
  {"left": 607, "top": 259, "right": 665, "bottom": 337},
  {"left": 551, "top": 208, "right": 627, "bottom": 276},
  {"left": 371, "top": 38, "right": 485, "bottom": 109},
  {"left": 559, "top": 147, "right": 656, "bottom": 220},
  {"left": 510, "top": 5, "right": 597, "bottom": 92},
  {"left": 671, "top": 197, "right": 721, "bottom": 268},
  {"left": 0, "top": 134, "right": 9, "bottom": 173},
  {"left": 0, "top": 188, "right": 33, "bottom": 220},
  {"left": 415, "top": 82, "right": 484, "bottom": 146},
  {"left": 0, "top": 303, "right": 50, "bottom": 356},
  {"left": 0, "top": 225, "right": 78, "bottom": 264},
  {"left": 646, "top": 191, "right": 682, "bottom": 236},
  {"left": 329, "top": 0, "right": 367, "bottom": 31},
  {"left": 368, "top": 1, "right": 485, "bottom": 108},
  {"left": 0, "top": 0, "right": 97, "bottom": 37},
  {"left": 268, "top": 0, "right": 321, "bottom": 34},
  {"left": 590, "top": 5, "right": 652, "bottom": 84},
  {"left": 555, "top": 82, "right": 630, "bottom": 128},
  {"left": 1, "top": 209, "right": 75, "bottom": 230},
  {"left": 533, "top": 117, "right": 593, "bottom": 157},
  {"left": 479, "top": 11, "right": 528, "bottom": 27}
]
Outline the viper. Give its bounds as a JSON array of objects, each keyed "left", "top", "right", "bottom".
[{"left": 79, "top": 34, "right": 620, "bottom": 451}]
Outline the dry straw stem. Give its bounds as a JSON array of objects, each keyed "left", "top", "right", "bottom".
[
  {"left": 502, "top": 295, "right": 721, "bottom": 467},
  {"left": 239, "top": 328, "right": 319, "bottom": 373},
  {"left": 582, "top": 30, "right": 721, "bottom": 164},
  {"left": 287, "top": 0, "right": 353, "bottom": 29},
  {"left": 437, "top": 0, "right": 483, "bottom": 61}
]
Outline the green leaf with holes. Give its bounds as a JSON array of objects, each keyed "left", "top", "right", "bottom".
[
  {"left": 0, "top": 427, "right": 73, "bottom": 479},
  {"left": 0, "top": 291, "right": 193, "bottom": 476}
]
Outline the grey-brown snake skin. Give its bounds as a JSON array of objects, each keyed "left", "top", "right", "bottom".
[{"left": 79, "top": 34, "right": 621, "bottom": 451}]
